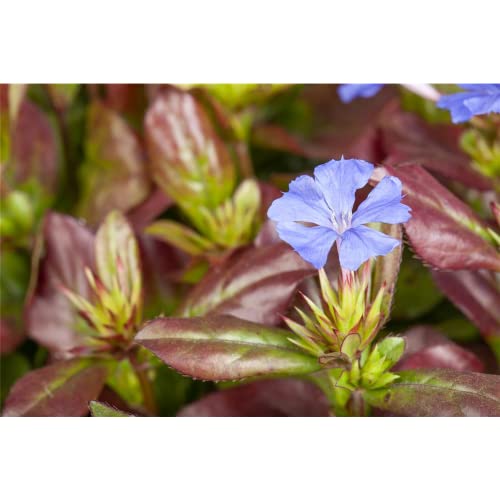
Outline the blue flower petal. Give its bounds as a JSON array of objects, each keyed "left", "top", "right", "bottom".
[
  {"left": 437, "top": 93, "right": 474, "bottom": 123},
  {"left": 351, "top": 176, "right": 411, "bottom": 227},
  {"left": 437, "top": 84, "right": 500, "bottom": 123},
  {"left": 459, "top": 84, "right": 500, "bottom": 92},
  {"left": 464, "top": 95, "right": 500, "bottom": 115},
  {"left": 314, "top": 158, "right": 374, "bottom": 219},
  {"left": 267, "top": 175, "right": 332, "bottom": 227},
  {"left": 338, "top": 84, "right": 384, "bottom": 103},
  {"left": 276, "top": 222, "right": 338, "bottom": 269},
  {"left": 338, "top": 225, "right": 400, "bottom": 271}
]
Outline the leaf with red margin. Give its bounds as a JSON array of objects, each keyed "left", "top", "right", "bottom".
[
  {"left": 252, "top": 84, "right": 398, "bottom": 163},
  {"left": 145, "top": 86, "right": 235, "bottom": 212},
  {"left": 178, "top": 242, "right": 315, "bottom": 325},
  {"left": 135, "top": 315, "right": 321, "bottom": 382},
  {"left": 365, "top": 369, "right": 500, "bottom": 416},
  {"left": 394, "top": 326, "right": 485, "bottom": 373},
  {"left": 432, "top": 270, "right": 500, "bottom": 359},
  {"left": 380, "top": 111, "right": 492, "bottom": 190},
  {"left": 178, "top": 378, "right": 329, "bottom": 417},
  {"left": 372, "top": 164, "right": 500, "bottom": 271},
  {"left": 78, "top": 102, "right": 150, "bottom": 226},
  {"left": 2, "top": 358, "right": 108, "bottom": 417},
  {"left": 25, "top": 212, "right": 95, "bottom": 355}
]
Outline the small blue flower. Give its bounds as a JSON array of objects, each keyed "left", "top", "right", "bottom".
[
  {"left": 338, "top": 84, "right": 384, "bottom": 103},
  {"left": 437, "top": 84, "right": 500, "bottom": 123},
  {"left": 267, "top": 158, "right": 411, "bottom": 270}
]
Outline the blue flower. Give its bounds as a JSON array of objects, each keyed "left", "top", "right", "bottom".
[
  {"left": 338, "top": 84, "right": 384, "bottom": 103},
  {"left": 267, "top": 158, "right": 411, "bottom": 270},
  {"left": 437, "top": 84, "right": 500, "bottom": 123}
]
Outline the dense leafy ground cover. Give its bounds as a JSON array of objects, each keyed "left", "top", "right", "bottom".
[{"left": 1, "top": 83, "right": 499, "bottom": 417}]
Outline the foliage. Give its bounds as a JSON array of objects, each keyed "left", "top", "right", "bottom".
[{"left": 1, "top": 83, "right": 499, "bottom": 417}]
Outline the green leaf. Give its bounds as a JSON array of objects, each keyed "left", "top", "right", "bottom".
[
  {"left": 2, "top": 358, "right": 108, "bottom": 417},
  {"left": 146, "top": 219, "right": 215, "bottom": 256},
  {"left": 392, "top": 249, "right": 443, "bottom": 320},
  {"left": 106, "top": 358, "right": 143, "bottom": 407},
  {"left": 340, "top": 334, "right": 361, "bottom": 359},
  {"left": 0, "top": 353, "right": 30, "bottom": 407},
  {"left": 47, "top": 84, "right": 80, "bottom": 111},
  {"left": 364, "top": 369, "right": 500, "bottom": 416},
  {"left": 135, "top": 315, "right": 321, "bottom": 381},
  {"left": 201, "top": 84, "right": 288, "bottom": 110},
  {"left": 89, "top": 401, "right": 132, "bottom": 417},
  {"left": 377, "top": 337, "right": 405, "bottom": 367},
  {"left": 152, "top": 362, "right": 213, "bottom": 416}
]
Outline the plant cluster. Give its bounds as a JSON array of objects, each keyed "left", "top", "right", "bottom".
[{"left": 1, "top": 83, "right": 499, "bottom": 417}]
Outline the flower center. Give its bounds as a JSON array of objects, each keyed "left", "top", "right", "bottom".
[{"left": 331, "top": 210, "right": 352, "bottom": 234}]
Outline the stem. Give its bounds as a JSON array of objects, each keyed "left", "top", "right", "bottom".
[
  {"left": 130, "top": 349, "right": 157, "bottom": 416},
  {"left": 308, "top": 371, "right": 349, "bottom": 417},
  {"left": 348, "top": 390, "right": 368, "bottom": 417}
]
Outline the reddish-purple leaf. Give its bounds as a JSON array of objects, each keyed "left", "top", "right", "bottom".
[
  {"left": 254, "top": 179, "right": 285, "bottom": 247},
  {"left": 2, "top": 358, "right": 108, "bottom": 417},
  {"left": 78, "top": 102, "right": 151, "bottom": 226},
  {"left": 252, "top": 84, "right": 398, "bottom": 163},
  {"left": 126, "top": 187, "right": 172, "bottom": 231},
  {"left": 380, "top": 112, "right": 492, "bottom": 190},
  {"left": 373, "top": 164, "right": 500, "bottom": 271},
  {"left": 0, "top": 319, "right": 24, "bottom": 355},
  {"left": 432, "top": 270, "right": 500, "bottom": 356},
  {"left": 365, "top": 369, "right": 500, "bottom": 416},
  {"left": 258, "top": 180, "right": 282, "bottom": 217},
  {"left": 178, "top": 242, "right": 315, "bottom": 325},
  {"left": 135, "top": 315, "right": 321, "bottom": 381},
  {"left": 25, "top": 213, "right": 95, "bottom": 355},
  {"left": 11, "top": 99, "right": 59, "bottom": 192},
  {"left": 145, "top": 86, "right": 235, "bottom": 210},
  {"left": 103, "top": 84, "right": 147, "bottom": 125},
  {"left": 138, "top": 234, "right": 184, "bottom": 316},
  {"left": 394, "top": 326, "right": 485, "bottom": 372},
  {"left": 254, "top": 220, "right": 281, "bottom": 247},
  {"left": 178, "top": 378, "right": 329, "bottom": 417}
]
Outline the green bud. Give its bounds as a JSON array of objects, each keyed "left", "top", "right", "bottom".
[{"left": 63, "top": 211, "right": 144, "bottom": 349}]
